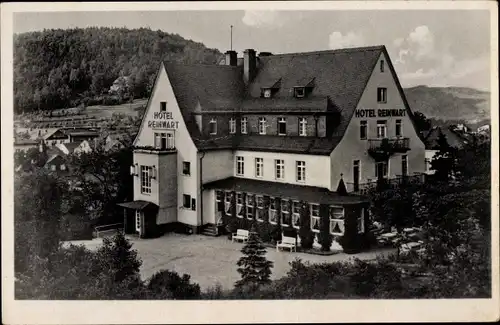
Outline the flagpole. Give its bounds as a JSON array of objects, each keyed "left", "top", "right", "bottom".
[{"left": 230, "top": 25, "right": 233, "bottom": 51}]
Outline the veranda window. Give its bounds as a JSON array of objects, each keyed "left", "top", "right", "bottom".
[
  {"left": 269, "top": 197, "right": 278, "bottom": 224},
  {"left": 236, "top": 193, "right": 244, "bottom": 218},
  {"left": 280, "top": 199, "right": 291, "bottom": 226},
  {"left": 329, "top": 206, "right": 345, "bottom": 235},
  {"left": 310, "top": 204, "right": 320, "bottom": 233},
  {"left": 246, "top": 194, "right": 255, "bottom": 220},
  {"left": 256, "top": 196, "right": 265, "bottom": 222},
  {"left": 224, "top": 192, "right": 232, "bottom": 216},
  {"left": 292, "top": 201, "right": 301, "bottom": 229}
]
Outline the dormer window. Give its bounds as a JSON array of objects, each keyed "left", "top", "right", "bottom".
[
  {"left": 294, "top": 87, "right": 305, "bottom": 98},
  {"left": 209, "top": 119, "right": 217, "bottom": 135},
  {"left": 263, "top": 89, "right": 272, "bottom": 98}
]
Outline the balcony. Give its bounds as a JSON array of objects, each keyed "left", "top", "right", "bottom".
[
  {"left": 367, "top": 137, "right": 410, "bottom": 160},
  {"left": 346, "top": 173, "right": 426, "bottom": 195}
]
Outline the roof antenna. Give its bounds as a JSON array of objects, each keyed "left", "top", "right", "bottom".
[{"left": 230, "top": 25, "right": 233, "bottom": 51}]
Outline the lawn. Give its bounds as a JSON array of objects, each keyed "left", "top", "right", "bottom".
[{"left": 66, "top": 233, "right": 396, "bottom": 291}]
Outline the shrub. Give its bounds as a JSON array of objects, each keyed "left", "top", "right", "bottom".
[
  {"left": 202, "top": 283, "right": 225, "bottom": 299},
  {"left": 147, "top": 270, "right": 201, "bottom": 299}
]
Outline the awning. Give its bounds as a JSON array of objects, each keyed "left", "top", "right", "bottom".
[
  {"left": 203, "top": 177, "right": 369, "bottom": 205},
  {"left": 117, "top": 200, "right": 158, "bottom": 210}
]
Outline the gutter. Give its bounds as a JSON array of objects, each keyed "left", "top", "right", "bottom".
[{"left": 199, "top": 151, "right": 206, "bottom": 227}]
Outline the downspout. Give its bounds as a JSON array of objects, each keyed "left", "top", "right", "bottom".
[{"left": 199, "top": 151, "right": 206, "bottom": 227}]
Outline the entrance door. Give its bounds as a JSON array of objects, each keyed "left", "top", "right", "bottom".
[
  {"left": 353, "top": 160, "right": 360, "bottom": 192},
  {"left": 135, "top": 210, "right": 141, "bottom": 233}
]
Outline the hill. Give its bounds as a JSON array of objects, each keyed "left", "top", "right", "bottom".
[
  {"left": 13, "top": 27, "right": 222, "bottom": 113},
  {"left": 404, "top": 86, "right": 490, "bottom": 126}
]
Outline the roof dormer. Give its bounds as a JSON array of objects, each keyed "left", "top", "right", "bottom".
[
  {"left": 293, "top": 77, "right": 315, "bottom": 98},
  {"left": 260, "top": 78, "right": 281, "bottom": 98}
]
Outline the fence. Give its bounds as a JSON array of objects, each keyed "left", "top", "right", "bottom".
[{"left": 94, "top": 223, "right": 124, "bottom": 238}]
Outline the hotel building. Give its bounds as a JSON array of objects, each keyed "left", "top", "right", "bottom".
[{"left": 119, "top": 45, "right": 426, "bottom": 249}]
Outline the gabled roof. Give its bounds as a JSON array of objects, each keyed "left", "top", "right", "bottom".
[
  {"left": 155, "top": 45, "right": 414, "bottom": 154},
  {"left": 424, "top": 126, "right": 468, "bottom": 149},
  {"left": 63, "top": 142, "right": 83, "bottom": 153}
]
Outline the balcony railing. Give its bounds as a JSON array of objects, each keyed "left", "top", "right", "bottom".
[
  {"left": 346, "top": 173, "right": 426, "bottom": 195},
  {"left": 367, "top": 137, "right": 410, "bottom": 160}
]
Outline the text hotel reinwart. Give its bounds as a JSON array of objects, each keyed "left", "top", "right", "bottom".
[{"left": 119, "top": 45, "right": 426, "bottom": 248}]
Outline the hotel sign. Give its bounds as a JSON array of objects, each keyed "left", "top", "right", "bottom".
[
  {"left": 147, "top": 111, "right": 179, "bottom": 129},
  {"left": 355, "top": 108, "right": 406, "bottom": 118}
]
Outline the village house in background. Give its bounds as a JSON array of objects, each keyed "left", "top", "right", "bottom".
[{"left": 119, "top": 45, "right": 428, "bottom": 251}]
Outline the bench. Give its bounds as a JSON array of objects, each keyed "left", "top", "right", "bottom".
[
  {"left": 277, "top": 236, "right": 297, "bottom": 252},
  {"left": 232, "top": 229, "right": 249, "bottom": 243}
]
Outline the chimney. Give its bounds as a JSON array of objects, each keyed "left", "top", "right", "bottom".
[
  {"left": 259, "top": 51, "right": 273, "bottom": 57},
  {"left": 225, "top": 50, "right": 237, "bottom": 66},
  {"left": 243, "top": 49, "right": 256, "bottom": 84}
]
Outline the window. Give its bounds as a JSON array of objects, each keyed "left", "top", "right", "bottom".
[
  {"left": 263, "top": 88, "right": 272, "bottom": 98},
  {"left": 329, "top": 206, "right": 345, "bottom": 235},
  {"left": 395, "top": 119, "right": 403, "bottom": 137},
  {"left": 246, "top": 194, "right": 255, "bottom": 220},
  {"left": 160, "top": 101, "right": 167, "bottom": 112},
  {"left": 229, "top": 118, "right": 236, "bottom": 134},
  {"left": 296, "top": 161, "right": 306, "bottom": 182},
  {"left": 310, "top": 204, "right": 320, "bottom": 233},
  {"left": 183, "top": 194, "right": 191, "bottom": 208},
  {"left": 358, "top": 208, "right": 365, "bottom": 233},
  {"left": 191, "top": 198, "right": 196, "bottom": 211},
  {"left": 375, "top": 161, "right": 389, "bottom": 178},
  {"left": 360, "top": 120, "right": 367, "bottom": 140},
  {"left": 275, "top": 159, "right": 285, "bottom": 180},
  {"left": 166, "top": 133, "right": 174, "bottom": 149},
  {"left": 269, "top": 197, "right": 278, "bottom": 224},
  {"left": 258, "top": 117, "right": 267, "bottom": 135},
  {"left": 182, "top": 161, "right": 191, "bottom": 176},
  {"left": 425, "top": 158, "right": 431, "bottom": 172},
  {"left": 135, "top": 210, "right": 141, "bottom": 232},
  {"left": 50, "top": 165, "right": 56, "bottom": 171},
  {"left": 60, "top": 164, "right": 66, "bottom": 171},
  {"left": 236, "top": 156, "right": 244, "bottom": 176},
  {"left": 241, "top": 117, "right": 248, "bottom": 134},
  {"left": 380, "top": 60, "right": 385, "bottom": 72},
  {"left": 256, "top": 196, "right": 265, "bottom": 222},
  {"left": 292, "top": 201, "right": 301, "bottom": 229},
  {"left": 224, "top": 192, "right": 232, "bottom": 216},
  {"left": 281, "top": 200, "right": 291, "bottom": 226},
  {"left": 236, "top": 193, "right": 244, "bottom": 218},
  {"left": 278, "top": 117, "right": 287, "bottom": 135},
  {"left": 402, "top": 155, "right": 408, "bottom": 176},
  {"left": 294, "top": 87, "right": 305, "bottom": 98},
  {"left": 377, "top": 87, "right": 387, "bottom": 103},
  {"left": 140, "top": 165, "right": 152, "bottom": 194},
  {"left": 299, "top": 117, "right": 307, "bottom": 136},
  {"left": 155, "top": 132, "right": 175, "bottom": 149},
  {"left": 209, "top": 119, "right": 217, "bottom": 135},
  {"left": 255, "top": 157, "right": 263, "bottom": 178},
  {"left": 376, "top": 120, "right": 387, "bottom": 138}
]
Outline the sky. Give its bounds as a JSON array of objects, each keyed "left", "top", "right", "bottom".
[{"left": 13, "top": 9, "right": 492, "bottom": 91}]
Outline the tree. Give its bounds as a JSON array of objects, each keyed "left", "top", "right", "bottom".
[
  {"left": 235, "top": 228, "right": 273, "bottom": 292},
  {"left": 413, "top": 111, "right": 432, "bottom": 135},
  {"left": 147, "top": 270, "right": 201, "bottom": 299},
  {"left": 430, "top": 130, "right": 456, "bottom": 182}
]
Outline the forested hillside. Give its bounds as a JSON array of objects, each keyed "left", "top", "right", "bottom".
[{"left": 14, "top": 27, "right": 222, "bottom": 113}]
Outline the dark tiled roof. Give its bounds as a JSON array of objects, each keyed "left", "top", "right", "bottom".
[
  {"left": 163, "top": 46, "right": 395, "bottom": 154},
  {"left": 194, "top": 135, "right": 343, "bottom": 155},
  {"left": 424, "top": 126, "right": 468, "bottom": 149},
  {"left": 64, "top": 142, "right": 82, "bottom": 153},
  {"left": 203, "top": 177, "right": 369, "bottom": 205}
]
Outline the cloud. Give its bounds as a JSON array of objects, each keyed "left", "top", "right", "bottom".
[
  {"left": 242, "top": 11, "right": 286, "bottom": 28},
  {"left": 407, "top": 25, "right": 435, "bottom": 60},
  {"left": 401, "top": 68, "right": 438, "bottom": 81},
  {"left": 328, "top": 31, "right": 365, "bottom": 50}
]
